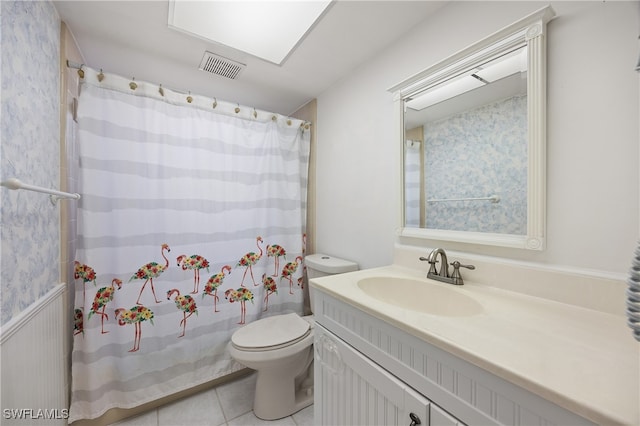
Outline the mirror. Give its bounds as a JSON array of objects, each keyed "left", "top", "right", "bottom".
[{"left": 390, "top": 6, "right": 555, "bottom": 250}]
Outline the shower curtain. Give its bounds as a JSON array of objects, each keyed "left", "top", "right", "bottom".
[
  {"left": 404, "top": 140, "right": 422, "bottom": 228},
  {"left": 68, "top": 68, "right": 310, "bottom": 421}
]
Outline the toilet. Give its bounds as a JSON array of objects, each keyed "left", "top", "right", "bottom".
[{"left": 227, "top": 253, "right": 358, "bottom": 420}]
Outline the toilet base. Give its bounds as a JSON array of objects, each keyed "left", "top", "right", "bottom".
[{"left": 253, "top": 358, "right": 314, "bottom": 420}]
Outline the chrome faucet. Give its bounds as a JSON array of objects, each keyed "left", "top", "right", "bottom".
[
  {"left": 428, "top": 248, "right": 449, "bottom": 278},
  {"left": 419, "top": 248, "right": 475, "bottom": 285}
]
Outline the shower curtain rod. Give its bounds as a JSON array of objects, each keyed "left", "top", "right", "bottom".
[
  {"left": 67, "top": 60, "right": 83, "bottom": 70},
  {"left": 1, "top": 178, "right": 81, "bottom": 205}
]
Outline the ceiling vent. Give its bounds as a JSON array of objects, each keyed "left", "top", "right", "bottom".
[{"left": 198, "top": 52, "right": 246, "bottom": 80}]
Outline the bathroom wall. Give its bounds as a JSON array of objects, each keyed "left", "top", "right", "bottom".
[
  {"left": 1, "top": 0, "right": 61, "bottom": 325},
  {"left": 316, "top": 1, "right": 639, "bottom": 274}
]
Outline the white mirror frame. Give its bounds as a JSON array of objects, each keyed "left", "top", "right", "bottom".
[{"left": 390, "top": 6, "right": 555, "bottom": 250}]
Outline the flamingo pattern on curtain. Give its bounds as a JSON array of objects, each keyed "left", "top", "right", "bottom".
[{"left": 68, "top": 70, "right": 310, "bottom": 422}]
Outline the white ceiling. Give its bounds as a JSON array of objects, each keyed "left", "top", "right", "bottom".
[{"left": 52, "top": 1, "right": 447, "bottom": 116}]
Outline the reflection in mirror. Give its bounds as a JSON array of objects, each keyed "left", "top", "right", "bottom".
[
  {"left": 405, "top": 46, "right": 528, "bottom": 234},
  {"left": 391, "top": 6, "right": 555, "bottom": 250}
]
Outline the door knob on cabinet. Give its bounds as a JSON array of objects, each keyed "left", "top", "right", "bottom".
[{"left": 409, "top": 412, "right": 421, "bottom": 425}]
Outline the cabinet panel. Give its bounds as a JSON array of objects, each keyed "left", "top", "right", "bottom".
[
  {"left": 315, "top": 324, "right": 430, "bottom": 426},
  {"left": 431, "top": 404, "right": 464, "bottom": 426}
]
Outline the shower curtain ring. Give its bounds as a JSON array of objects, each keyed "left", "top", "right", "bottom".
[{"left": 130, "top": 77, "right": 137, "bottom": 90}]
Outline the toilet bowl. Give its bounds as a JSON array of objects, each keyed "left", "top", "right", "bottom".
[
  {"left": 227, "top": 253, "right": 358, "bottom": 420},
  {"left": 228, "top": 313, "right": 315, "bottom": 420}
]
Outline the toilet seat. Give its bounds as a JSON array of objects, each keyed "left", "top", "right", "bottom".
[{"left": 231, "top": 313, "right": 311, "bottom": 352}]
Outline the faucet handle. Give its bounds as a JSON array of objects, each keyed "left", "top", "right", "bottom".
[
  {"left": 419, "top": 256, "right": 438, "bottom": 275},
  {"left": 450, "top": 261, "right": 475, "bottom": 271},
  {"left": 450, "top": 261, "right": 475, "bottom": 285}
]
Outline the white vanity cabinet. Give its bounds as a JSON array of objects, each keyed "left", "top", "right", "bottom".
[
  {"left": 314, "top": 324, "right": 430, "bottom": 425},
  {"left": 312, "top": 289, "right": 596, "bottom": 426},
  {"left": 315, "top": 323, "right": 464, "bottom": 426}
]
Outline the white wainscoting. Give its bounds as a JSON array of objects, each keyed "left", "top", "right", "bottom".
[{"left": 1, "top": 283, "right": 68, "bottom": 425}]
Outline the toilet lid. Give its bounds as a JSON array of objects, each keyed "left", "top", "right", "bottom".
[{"left": 231, "top": 313, "right": 311, "bottom": 350}]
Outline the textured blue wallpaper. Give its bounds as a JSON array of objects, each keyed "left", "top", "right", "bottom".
[
  {"left": 425, "top": 95, "right": 527, "bottom": 234},
  {"left": 1, "top": 0, "right": 61, "bottom": 325}
]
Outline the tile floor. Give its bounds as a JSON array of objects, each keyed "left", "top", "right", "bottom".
[{"left": 110, "top": 373, "right": 314, "bottom": 426}]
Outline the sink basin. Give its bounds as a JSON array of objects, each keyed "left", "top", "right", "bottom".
[{"left": 357, "top": 277, "right": 483, "bottom": 317}]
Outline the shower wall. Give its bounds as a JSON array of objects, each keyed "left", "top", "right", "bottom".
[
  {"left": 425, "top": 95, "right": 527, "bottom": 234},
  {"left": 1, "top": 0, "right": 61, "bottom": 325}
]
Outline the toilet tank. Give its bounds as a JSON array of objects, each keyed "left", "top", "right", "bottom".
[{"left": 306, "top": 253, "right": 358, "bottom": 313}]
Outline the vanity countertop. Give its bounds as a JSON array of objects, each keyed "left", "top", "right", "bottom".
[{"left": 310, "top": 265, "right": 639, "bottom": 426}]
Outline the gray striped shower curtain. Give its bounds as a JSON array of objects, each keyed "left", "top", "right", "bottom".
[{"left": 69, "top": 79, "right": 310, "bottom": 421}]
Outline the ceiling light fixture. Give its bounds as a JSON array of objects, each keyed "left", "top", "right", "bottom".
[{"left": 168, "top": 0, "right": 332, "bottom": 65}]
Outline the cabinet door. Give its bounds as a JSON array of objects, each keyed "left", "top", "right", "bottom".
[
  {"left": 315, "top": 325, "right": 429, "bottom": 426},
  {"left": 431, "top": 404, "right": 466, "bottom": 426}
]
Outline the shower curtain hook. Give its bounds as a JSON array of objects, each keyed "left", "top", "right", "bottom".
[
  {"left": 97, "top": 69, "right": 104, "bottom": 82},
  {"left": 212, "top": 98, "right": 218, "bottom": 109},
  {"left": 78, "top": 64, "right": 85, "bottom": 79},
  {"left": 159, "top": 84, "right": 164, "bottom": 97},
  {"left": 187, "top": 91, "right": 193, "bottom": 103},
  {"left": 129, "top": 77, "right": 137, "bottom": 90},
  {"left": 235, "top": 104, "right": 240, "bottom": 114},
  {"left": 253, "top": 108, "right": 257, "bottom": 119}
]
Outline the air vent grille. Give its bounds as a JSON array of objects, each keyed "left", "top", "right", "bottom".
[{"left": 199, "top": 52, "right": 245, "bottom": 80}]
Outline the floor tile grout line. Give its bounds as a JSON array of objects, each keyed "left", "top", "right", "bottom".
[{"left": 214, "top": 387, "right": 229, "bottom": 423}]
